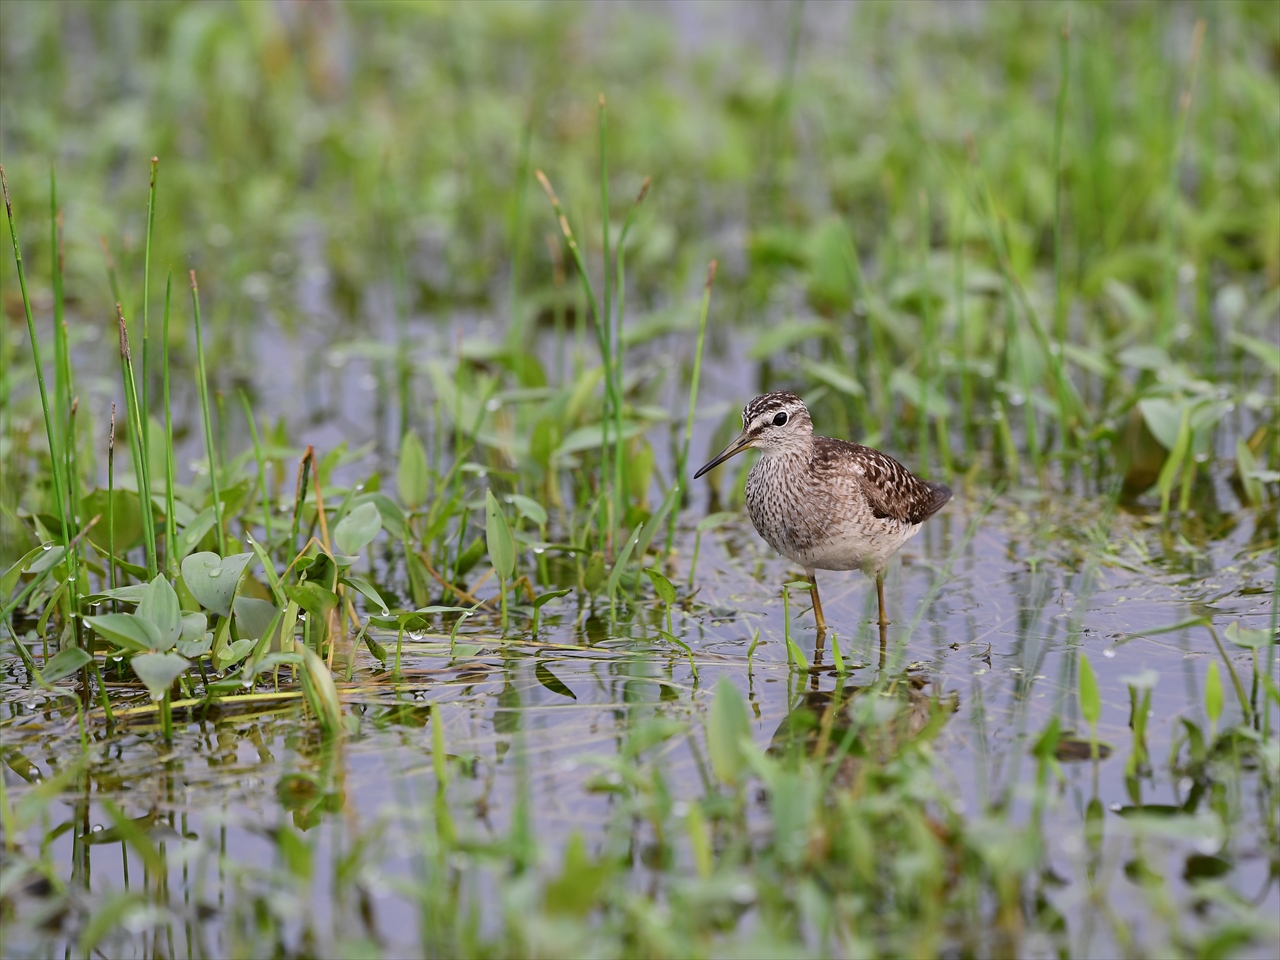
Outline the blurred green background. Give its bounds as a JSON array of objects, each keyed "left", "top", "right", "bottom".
[{"left": 3, "top": 0, "right": 1278, "bottom": 508}]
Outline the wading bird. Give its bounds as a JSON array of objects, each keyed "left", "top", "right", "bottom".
[{"left": 694, "top": 392, "right": 951, "bottom": 637}]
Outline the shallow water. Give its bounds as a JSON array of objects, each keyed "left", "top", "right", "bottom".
[{"left": 3, "top": 484, "right": 1276, "bottom": 957}]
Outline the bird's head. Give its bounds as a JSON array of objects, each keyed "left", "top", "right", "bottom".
[{"left": 693, "top": 392, "right": 813, "bottom": 478}]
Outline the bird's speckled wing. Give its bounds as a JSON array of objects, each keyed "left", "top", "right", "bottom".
[{"left": 813, "top": 439, "right": 952, "bottom": 525}]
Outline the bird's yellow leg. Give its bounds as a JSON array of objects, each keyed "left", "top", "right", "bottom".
[
  {"left": 876, "top": 573, "right": 889, "bottom": 629},
  {"left": 809, "top": 571, "right": 827, "bottom": 637}
]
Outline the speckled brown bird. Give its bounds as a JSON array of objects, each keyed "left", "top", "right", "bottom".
[{"left": 694, "top": 391, "right": 951, "bottom": 635}]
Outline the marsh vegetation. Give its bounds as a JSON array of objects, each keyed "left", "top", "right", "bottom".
[{"left": 2, "top": 2, "right": 1277, "bottom": 957}]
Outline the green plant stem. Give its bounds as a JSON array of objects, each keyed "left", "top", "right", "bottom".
[
  {"left": 1051, "top": 15, "right": 1072, "bottom": 451},
  {"left": 240, "top": 389, "right": 273, "bottom": 544},
  {"left": 162, "top": 270, "right": 177, "bottom": 576},
  {"left": 535, "top": 169, "right": 620, "bottom": 554},
  {"left": 1159, "top": 20, "right": 1205, "bottom": 348},
  {"left": 614, "top": 176, "right": 651, "bottom": 524},
  {"left": 2, "top": 166, "right": 77, "bottom": 595},
  {"left": 116, "top": 304, "right": 159, "bottom": 580},
  {"left": 955, "top": 198, "right": 974, "bottom": 461},
  {"left": 670, "top": 260, "right": 717, "bottom": 554},
  {"left": 918, "top": 190, "right": 932, "bottom": 476},
  {"left": 108, "top": 404, "right": 117, "bottom": 604},
  {"left": 141, "top": 157, "right": 158, "bottom": 470},
  {"left": 189, "top": 271, "right": 226, "bottom": 556},
  {"left": 598, "top": 95, "right": 616, "bottom": 549},
  {"left": 1205, "top": 623, "right": 1252, "bottom": 724}
]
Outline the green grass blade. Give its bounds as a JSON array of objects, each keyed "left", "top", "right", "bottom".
[{"left": 189, "top": 271, "right": 225, "bottom": 556}]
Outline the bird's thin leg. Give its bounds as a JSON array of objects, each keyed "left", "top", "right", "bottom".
[
  {"left": 876, "top": 573, "right": 889, "bottom": 666},
  {"left": 876, "top": 573, "right": 889, "bottom": 629},
  {"left": 809, "top": 570, "right": 827, "bottom": 637}
]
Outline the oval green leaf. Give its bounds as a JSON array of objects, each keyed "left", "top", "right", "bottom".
[
  {"left": 485, "top": 489, "right": 516, "bottom": 582},
  {"left": 181, "top": 552, "right": 254, "bottom": 618},
  {"left": 334, "top": 501, "right": 383, "bottom": 556},
  {"left": 130, "top": 652, "right": 190, "bottom": 702}
]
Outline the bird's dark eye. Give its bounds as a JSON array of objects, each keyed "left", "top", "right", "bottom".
[{"left": 773, "top": 411, "right": 789, "bottom": 426}]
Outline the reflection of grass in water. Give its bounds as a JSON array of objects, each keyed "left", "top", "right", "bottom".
[{"left": 1, "top": 2, "right": 1278, "bottom": 957}]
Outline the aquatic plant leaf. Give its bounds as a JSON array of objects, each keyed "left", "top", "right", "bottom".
[
  {"left": 800, "top": 358, "right": 864, "bottom": 397},
  {"left": 352, "top": 492, "right": 405, "bottom": 540},
  {"left": 607, "top": 485, "right": 679, "bottom": 600},
  {"left": 85, "top": 583, "right": 148, "bottom": 605},
  {"left": 644, "top": 567, "right": 676, "bottom": 605},
  {"left": 696, "top": 511, "right": 738, "bottom": 533},
  {"left": 1156, "top": 405, "right": 1192, "bottom": 513},
  {"left": 179, "top": 611, "right": 207, "bottom": 643},
  {"left": 553, "top": 420, "right": 648, "bottom": 462},
  {"left": 341, "top": 575, "right": 390, "bottom": 616},
  {"left": 181, "top": 552, "right": 254, "bottom": 617},
  {"left": 80, "top": 489, "right": 144, "bottom": 553},
  {"left": 130, "top": 652, "right": 189, "bottom": 701},
  {"left": 1224, "top": 622, "right": 1271, "bottom": 649},
  {"left": 285, "top": 582, "right": 339, "bottom": 622},
  {"left": 506, "top": 493, "right": 547, "bottom": 527},
  {"left": 220, "top": 638, "right": 255, "bottom": 668},
  {"left": 300, "top": 644, "right": 342, "bottom": 733},
  {"left": 1235, "top": 439, "right": 1264, "bottom": 506},
  {"left": 136, "top": 575, "right": 182, "bottom": 650},
  {"left": 1, "top": 543, "right": 53, "bottom": 597},
  {"left": 529, "top": 417, "right": 561, "bottom": 471},
  {"left": 686, "top": 801, "right": 713, "bottom": 879},
  {"left": 84, "top": 612, "right": 161, "bottom": 652},
  {"left": 176, "top": 636, "right": 212, "bottom": 658},
  {"left": 1137, "top": 398, "right": 1183, "bottom": 451},
  {"left": 1078, "top": 653, "right": 1100, "bottom": 727},
  {"left": 334, "top": 501, "right": 382, "bottom": 556},
  {"left": 708, "top": 676, "right": 750, "bottom": 786},
  {"left": 544, "top": 831, "right": 611, "bottom": 917},
  {"left": 748, "top": 319, "right": 833, "bottom": 360},
  {"left": 397, "top": 430, "right": 430, "bottom": 509},
  {"left": 233, "top": 597, "right": 278, "bottom": 641},
  {"left": 27, "top": 544, "right": 67, "bottom": 577},
  {"left": 889, "top": 368, "right": 954, "bottom": 418},
  {"left": 175, "top": 505, "right": 218, "bottom": 561},
  {"left": 535, "top": 662, "right": 577, "bottom": 700},
  {"left": 485, "top": 489, "right": 516, "bottom": 581},
  {"left": 1204, "top": 661, "right": 1222, "bottom": 727},
  {"left": 40, "top": 646, "right": 92, "bottom": 683},
  {"left": 1229, "top": 331, "right": 1280, "bottom": 376},
  {"left": 532, "top": 588, "right": 572, "bottom": 610}
]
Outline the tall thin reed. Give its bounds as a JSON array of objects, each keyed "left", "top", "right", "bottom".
[
  {"left": 141, "top": 158, "right": 158, "bottom": 463},
  {"left": 189, "top": 271, "right": 226, "bottom": 555},
  {"left": 599, "top": 95, "right": 616, "bottom": 546},
  {"left": 2, "top": 167, "right": 77, "bottom": 587},
  {"left": 50, "top": 173, "right": 79, "bottom": 534},
  {"left": 115, "top": 304, "right": 158, "bottom": 579},
  {"left": 1051, "top": 16, "right": 1072, "bottom": 450},
  {"left": 670, "top": 260, "right": 717, "bottom": 555},
  {"left": 240, "top": 389, "right": 273, "bottom": 544},
  {"left": 955, "top": 199, "right": 974, "bottom": 461},
  {"left": 161, "top": 271, "right": 177, "bottom": 575},
  {"left": 613, "top": 176, "right": 651, "bottom": 523},
  {"left": 108, "top": 404, "right": 117, "bottom": 602},
  {"left": 535, "top": 168, "right": 620, "bottom": 554},
  {"left": 49, "top": 174, "right": 85, "bottom": 644},
  {"left": 506, "top": 105, "right": 536, "bottom": 351},
  {"left": 1158, "top": 20, "right": 1205, "bottom": 349},
  {"left": 917, "top": 190, "right": 933, "bottom": 476}
]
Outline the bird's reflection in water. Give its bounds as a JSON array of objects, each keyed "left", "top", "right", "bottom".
[{"left": 768, "top": 674, "right": 959, "bottom": 786}]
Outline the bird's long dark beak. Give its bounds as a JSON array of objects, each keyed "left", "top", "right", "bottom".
[{"left": 693, "top": 430, "right": 754, "bottom": 479}]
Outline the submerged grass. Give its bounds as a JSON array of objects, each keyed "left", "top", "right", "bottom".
[{"left": 1, "top": 2, "right": 1278, "bottom": 957}]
